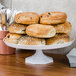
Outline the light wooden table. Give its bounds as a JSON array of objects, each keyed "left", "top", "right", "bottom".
[{"left": 0, "top": 49, "right": 76, "bottom": 76}]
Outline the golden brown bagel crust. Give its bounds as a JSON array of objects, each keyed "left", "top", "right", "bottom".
[
  {"left": 18, "top": 36, "right": 45, "bottom": 45},
  {"left": 54, "top": 21, "right": 71, "bottom": 33},
  {"left": 2, "top": 13, "right": 6, "bottom": 25},
  {"left": 46, "top": 34, "right": 70, "bottom": 45},
  {"left": 5, "top": 33, "right": 22, "bottom": 44},
  {"left": 15, "top": 12, "right": 39, "bottom": 24},
  {"left": 26, "top": 24, "right": 56, "bottom": 38},
  {"left": 40, "top": 12, "right": 67, "bottom": 24},
  {"left": 8, "top": 23, "right": 26, "bottom": 34},
  {"left": 0, "top": 13, "right": 1, "bottom": 24}
]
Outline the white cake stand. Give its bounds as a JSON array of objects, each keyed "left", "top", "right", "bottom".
[{"left": 3, "top": 38, "right": 75, "bottom": 64}]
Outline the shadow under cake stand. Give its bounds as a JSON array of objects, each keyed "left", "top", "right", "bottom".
[{"left": 4, "top": 38, "right": 74, "bottom": 64}]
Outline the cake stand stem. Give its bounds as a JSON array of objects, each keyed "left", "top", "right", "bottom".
[{"left": 25, "top": 49, "right": 53, "bottom": 64}]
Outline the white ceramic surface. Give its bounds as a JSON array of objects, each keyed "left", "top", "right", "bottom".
[
  {"left": 3, "top": 38, "right": 75, "bottom": 64},
  {"left": 26, "top": 49, "right": 53, "bottom": 64},
  {"left": 3, "top": 39, "right": 74, "bottom": 50},
  {"left": 67, "top": 48, "right": 76, "bottom": 67}
]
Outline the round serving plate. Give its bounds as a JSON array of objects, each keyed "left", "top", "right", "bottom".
[{"left": 3, "top": 37, "right": 75, "bottom": 64}]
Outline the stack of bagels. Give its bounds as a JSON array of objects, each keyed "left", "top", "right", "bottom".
[{"left": 5, "top": 12, "right": 71, "bottom": 45}]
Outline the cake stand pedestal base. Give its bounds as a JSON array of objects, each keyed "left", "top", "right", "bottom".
[{"left": 25, "top": 49, "right": 53, "bottom": 64}]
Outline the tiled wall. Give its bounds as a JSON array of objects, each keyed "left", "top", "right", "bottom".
[{"left": 0, "top": 0, "right": 75, "bottom": 54}]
